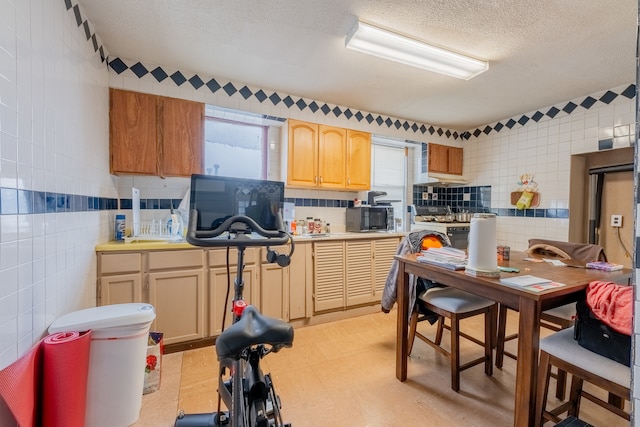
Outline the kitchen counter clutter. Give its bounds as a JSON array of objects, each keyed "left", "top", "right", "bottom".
[
  {"left": 95, "top": 231, "right": 402, "bottom": 350},
  {"left": 95, "top": 231, "right": 405, "bottom": 251}
]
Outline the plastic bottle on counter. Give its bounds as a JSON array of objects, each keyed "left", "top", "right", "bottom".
[
  {"left": 326, "top": 223, "right": 331, "bottom": 233},
  {"left": 114, "top": 214, "right": 126, "bottom": 241},
  {"left": 290, "top": 220, "right": 297, "bottom": 235}
]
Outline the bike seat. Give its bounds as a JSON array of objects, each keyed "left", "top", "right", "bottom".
[{"left": 216, "top": 305, "right": 294, "bottom": 361}]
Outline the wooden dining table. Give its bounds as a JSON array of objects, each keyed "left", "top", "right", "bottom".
[{"left": 394, "top": 251, "right": 632, "bottom": 427}]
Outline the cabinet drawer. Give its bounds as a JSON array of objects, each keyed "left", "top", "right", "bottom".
[
  {"left": 148, "top": 250, "right": 204, "bottom": 270},
  {"left": 209, "top": 248, "right": 257, "bottom": 267},
  {"left": 99, "top": 253, "right": 142, "bottom": 274}
]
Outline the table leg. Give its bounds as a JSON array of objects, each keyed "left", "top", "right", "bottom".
[
  {"left": 396, "top": 263, "right": 408, "bottom": 381},
  {"left": 514, "top": 298, "right": 541, "bottom": 427}
]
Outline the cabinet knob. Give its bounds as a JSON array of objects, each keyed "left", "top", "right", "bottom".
[{"left": 319, "top": 176, "right": 323, "bottom": 183}]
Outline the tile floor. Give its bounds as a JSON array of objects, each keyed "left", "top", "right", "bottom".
[{"left": 133, "top": 309, "right": 628, "bottom": 427}]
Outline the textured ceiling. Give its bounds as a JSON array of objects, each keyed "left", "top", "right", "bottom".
[{"left": 78, "top": 0, "right": 637, "bottom": 131}]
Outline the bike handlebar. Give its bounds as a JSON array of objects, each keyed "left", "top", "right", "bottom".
[{"left": 186, "top": 209, "right": 292, "bottom": 248}]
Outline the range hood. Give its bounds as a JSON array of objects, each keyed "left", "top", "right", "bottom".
[{"left": 421, "top": 172, "right": 469, "bottom": 186}]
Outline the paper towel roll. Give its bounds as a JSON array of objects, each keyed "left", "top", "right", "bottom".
[{"left": 467, "top": 213, "right": 499, "bottom": 275}]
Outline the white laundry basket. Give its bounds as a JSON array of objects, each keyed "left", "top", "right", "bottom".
[{"left": 49, "top": 303, "right": 155, "bottom": 427}]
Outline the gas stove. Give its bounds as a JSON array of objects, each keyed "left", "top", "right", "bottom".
[{"left": 410, "top": 206, "right": 470, "bottom": 249}]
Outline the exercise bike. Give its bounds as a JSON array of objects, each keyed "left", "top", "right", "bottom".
[{"left": 175, "top": 211, "right": 295, "bottom": 427}]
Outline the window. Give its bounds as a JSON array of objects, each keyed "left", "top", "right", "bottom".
[
  {"left": 204, "top": 116, "right": 267, "bottom": 179},
  {"left": 203, "top": 105, "right": 286, "bottom": 179},
  {"left": 370, "top": 138, "right": 408, "bottom": 230}
]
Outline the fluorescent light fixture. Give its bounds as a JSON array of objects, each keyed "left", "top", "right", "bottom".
[{"left": 345, "top": 21, "right": 488, "bottom": 80}]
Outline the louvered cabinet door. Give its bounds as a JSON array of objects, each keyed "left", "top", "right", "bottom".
[
  {"left": 373, "top": 238, "right": 401, "bottom": 301},
  {"left": 345, "top": 241, "right": 374, "bottom": 306},
  {"left": 313, "top": 241, "right": 345, "bottom": 312}
]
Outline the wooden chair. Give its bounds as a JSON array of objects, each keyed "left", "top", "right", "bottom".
[
  {"left": 535, "top": 328, "right": 630, "bottom": 426},
  {"left": 408, "top": 286, "right": 497, "bottom": 392},
  {"left": 495, "top": 239, "right": 607, "bottom": 399}
]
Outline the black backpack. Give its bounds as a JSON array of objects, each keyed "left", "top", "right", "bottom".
[{"left": 574, "top": 299, "right": 631, "bottom": 366}]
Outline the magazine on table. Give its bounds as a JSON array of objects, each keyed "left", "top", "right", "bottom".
[{"left": 417, "top": 247, "right": 468, "bottom": 271}]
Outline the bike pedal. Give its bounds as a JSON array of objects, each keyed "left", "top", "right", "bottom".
[{"left": 215, "top": 412, "right": 230, "bottom": 425}]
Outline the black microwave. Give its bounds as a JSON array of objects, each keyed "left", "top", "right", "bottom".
[{"left": 345, "top": 206, "right": 394, "bottom": 232}]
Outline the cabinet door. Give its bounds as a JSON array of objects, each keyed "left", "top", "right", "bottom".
[
  {"left": 346, "top": 130, "right": 371, "bottom": 190},
  {"left": 313, "top": 242, "right": 345, "bottom": 312},
  {"left": 109, "top": 88, "right": 158, "bottom": 175},
  {"left": 345, "top": 241, "right": 373, "bottom": 306},
  {"left": 97, "top": 252, "right": 143, "bottom": 306},
  {"left": 448, "top": 147, "right": 463, "bottom": 175},
  {"left": 147, "top": 269, "right": 205, "bottom": 345},
  {"left": 159, "top": 97, "right": 204, "bottom": 177},
  {"left": 209, "top": 264, "right": 258, "bottom": 336},
  {"left": 289, "top": 242, "right": 313, "bottom": 320},
  {"left": 372, "top": 238, "right": 400, "bottom": 301},
  {"left": 99, "top": 274, "right": 143, "bottom": 306},
  {"left": 318, "top": 125, "right": 346, "bottom": 189},
  {"left": 259, "top": 263, "right": 288, "bottom": 321},
  {"left": 428, "top": 143, "right": 449, "bottom": 174},
  {"left": 287, "top": 119, "right": 318, "bottom": 187}
]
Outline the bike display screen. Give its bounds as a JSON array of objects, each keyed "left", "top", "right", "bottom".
[{"left": 189, "top": 174, "right": 285, "bottom": 232}]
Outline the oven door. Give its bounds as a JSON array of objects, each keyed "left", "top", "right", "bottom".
[{"left": 446, "top": 226, "right": 470, "bottom": 250}]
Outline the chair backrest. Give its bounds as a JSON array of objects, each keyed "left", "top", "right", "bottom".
[
  {"left": 527, "top": 238, "right": 607, "bottom": 265},
  {"left": 408, "top": 230, "right": 451, "bottom": 253}
]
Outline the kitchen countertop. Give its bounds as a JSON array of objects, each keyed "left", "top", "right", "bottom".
[
  {"left": 95, "top": 231, "right": 405, "bottom": 252},
  {"left": 411, "top": 221, "right": 471, "bottom": 227}
]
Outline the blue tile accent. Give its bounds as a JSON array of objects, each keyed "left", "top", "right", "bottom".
[
  {"left": 598, "top": 139, "right": 614, "bottom": 150},
  {"left": 17, "top": 190, "right": 33, "bottom": 214},
  {"left": 621, "top": 84, "right": 636, "bottom": 99},
  {"left": 72, "top": 5, "right": 82, "bottom": 26},
  {"left": 599, "top": 91, "right": 618, "bottom": 104},
  {"left": 1, "top": 188, "right": 18, "bottom": 214},
  {"left": 206, "top": 78, "right": 221, "bottom": 93},
  {"left": 189, "top": 75, "right": 204, "bottom": 90},
  {"left": 34, "top": 191, "right": 46, "bottom": 214},
  {"left": 120, "top": 199, "right": 132, "bottom": 209},
  {"left": 130, "top": 62, "right": 148, "bottom": 78},
  {"left": 151, "top": 67, "right": 169, "bottom": 82},
  {"left": 171, "top": 71, "right": 187, "bottom": 86}
]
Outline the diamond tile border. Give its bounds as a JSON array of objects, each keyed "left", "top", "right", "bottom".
[
  {"left": 64, "top": 0, "right": 636, "bottom": 142},
  {"left": 463, "top": 84, "right": 637, "bottom": 140},
  {"left": 65, "top": 0, "right": 109, "bottom": 63},
  {"left": 108, "top": 56, "right": 636, "bottom": 142},
  {"left": 108, "top": 57, "right": 462, "bottom": 140}
]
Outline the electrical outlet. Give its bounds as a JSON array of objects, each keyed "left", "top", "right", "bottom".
[{"left": 611, "top": 214, "right": 622, "bottom": 227}]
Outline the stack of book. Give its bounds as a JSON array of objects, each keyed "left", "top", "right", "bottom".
[{"left": 416, "top": 247, "right": 468, "bottom": 270}]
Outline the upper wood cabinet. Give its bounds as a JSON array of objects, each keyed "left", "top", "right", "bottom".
[
  {"left": 109, "top": 89, "right": 158, "bottom": 175},
  {"left": 318, "top": 125, "right": 346, "bottom": 189},
  {"left": 109, "top": 88, "right": 204, "bottom": 177},
  {"left": 346, "top": 130, "right": 371, "bottom": 190},
  {"left": 287, "top": 120, "right": 318, "bottom": 187},
  {"left": 286, "top": 119, "right": 370, "bottom": 190},
  {"left": 159, "top": 96, "right": 205, "bottom": 176},
  {"left": 428, "top": 143, "right": 463, "bottom": 175}
]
